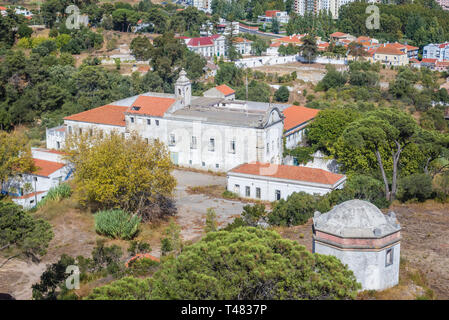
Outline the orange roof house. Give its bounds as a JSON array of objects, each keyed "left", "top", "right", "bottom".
[
  {"left": 282, "top": 105, "right": 320, "bottom": 132},
  {"left": 33, "top": 159, "right": 66, "bottom": 177},
  {"left": 64, "top": 105, "right": 127, "bottom": 127},
  {"left": 126, "top": 96, "right": 176, "bottom": 117}
]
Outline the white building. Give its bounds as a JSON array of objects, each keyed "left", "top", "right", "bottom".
[
  {"left": 227, "top": 162, "right": 346, "bottom": 201},
  {"left": 294, "top": 0, "right": 379, "bottom": 19},
  {"left": 47, "top": 70, "right": 290, "bottom": 172},
  {"left": 313, "top": 200, "right": 401, "bottom": 291},
  {"left": 2, "top": 148, "right": 71, "bottom": 209},
  {"left": 282, "top": 105, "right": 319, "bottom": 150},
  {"left": 182, "top": 34, "right": 227, "bottom": 58},
  {"left": 423, "top": 43, "right": 449, "bottom": 61},
  {"left": 258, "top": 10, "right": 290, "bottom": 24}
]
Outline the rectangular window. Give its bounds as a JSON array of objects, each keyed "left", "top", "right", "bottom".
[
  {"left": 169, "top": 134, "right": 176, "bottom": 146},
  {"left": 209, "top": 138, "right": 215, "bottom": 152},
  {"left": 147, "top": 119, "right": 151, "bottom": 125},
  {"left": 68, "top": 126, "right": 72, "bottom": 134},
  {"left": 234, "top": 184, "right": 240, "bottom": 194},
  {"left": 202, "top": 161, "right": 205, "bottom": 167},
  {"left": 216, "top": 164, "right": 219, "bottom": 168},
  {"left": 156, "top": 120, "right": 159, "bottom": 126},
  {"left": 191, "top": 136, "right": 197, "bottom": 149},
  {"left": 56, "top": 141, "right": 60, "bottom": 149},
  {"left": 130, "top": 117, "right": 135, "bottom": 123},
  {"left": 229, "top": 139, "right": 236, "bottom": 154},
  {"left": 89, "top": 128, "right": 93, "bottom": 137},
  {"left": 266, "top": 143, "right": 270, "bottom": 154},
  {"left": 245, "top": 186, "right": 250, "bottom": 197},
  {"left": 385, "top": 248, "right": 394, "bottom": 266},
  {"left": 275, "top": 190, "right": 281, "bottom": 201},
  {"left": 79, "top": 128, "right": 82, "bottom": 135},
  {"left": 256, "top": 187, "right": 261, "bottom": 199},
  {"left": 145, "top": 138, "right": 149, "bottom": 144}
]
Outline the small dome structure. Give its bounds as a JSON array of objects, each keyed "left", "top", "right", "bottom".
[
  {"left": 313, "top": 199, "right": 400, "bottom": 238},
  {"left": 312, "top": 199, "right": 401, "bottom": 291}
]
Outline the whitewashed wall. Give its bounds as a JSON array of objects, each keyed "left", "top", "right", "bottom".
[{"left": 227, "top": 174, "right": 345, "bottom": 201}]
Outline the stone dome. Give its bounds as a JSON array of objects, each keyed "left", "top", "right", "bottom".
[{"left": 313, "top": 199, "right": 400, "bottom": 238}]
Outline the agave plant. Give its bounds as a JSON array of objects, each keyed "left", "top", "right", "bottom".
[
  {"left": 94, "top": 209, "right": 140, "bottom": 240},
  {"left": 37, "top": 183, "right": 72, "bottom": 208}
]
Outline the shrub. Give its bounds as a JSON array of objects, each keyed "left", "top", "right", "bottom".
[
  {"left": 37, "top": 183, "right": 71, "bottom": 208},
  {"left": 397, "top": 173, "right": 434, "bottom": 202},
  {"left": 222, "top": 190, "right": 238, "bottom": 199},
  {"left": 268, "top": 192, "right": 318, "bottom": 226},
  {"left": 94, "top": 209, "right": 140, "bottom": 240}
]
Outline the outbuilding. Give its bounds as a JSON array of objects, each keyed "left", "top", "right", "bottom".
[
  {"left": 227, "top": 162, "right": 346, "bottom": 201},
  {"left": 313, "top": 200, "right": 401, "bottom": 291}
]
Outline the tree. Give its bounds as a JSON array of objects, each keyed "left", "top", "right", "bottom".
[
  {"left": 336, "top": 108, "right": 418, "bottom": 201},
  {"left": 316, "top": 65, "right": 348, "bottom": 91},
  {"left": 306, "top": 107, "right": 360, "bottom": 154},
  {"left": 86, "top": 277, "right": 152, "bottom": 300},
  {"left": 63, "top": 131, "right": 176, "bottom": 213},
  {"left": 271, "top": 18, "right": 280, "bottom": 34},
  {"left": 241, "top": 203, "right": 267, "bottom": 227},
  {"left": 397, "top": 173, "right": 433, "bottom": 202},
  {"left": 0, "top": 202, "right": 53, "bottom": 269},
  {"left": 205, "top": 208, "right": 217, "bottom": 232},
  {"left": 347, "top": 42, "right": 368, "bottom": 60},
  {"left": 274, "top": 85, "right": 289, "bottom": 102},
  {"left": 130, "top": 36, "right": 152, "bottom": 61},
  {"left": 268, "top": 192, "right": 318, "bottom": 226},
  {"left": 0, "top": 131, "right": 35, "bottom": 186},
  {"left": 299, "top": 34, "right": 318, "bottom": 64},
  {"left": 150, "top": 227, "right": 361, "bottom": 299}
]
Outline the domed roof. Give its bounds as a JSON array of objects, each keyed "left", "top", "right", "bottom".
[
  {"left": 313, "top": 199, "right": 400, "bottom": 238},
  {"left": 175, "top": 68, "right": 190, "bottom": 84}
]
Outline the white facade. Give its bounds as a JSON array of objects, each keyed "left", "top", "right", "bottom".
[
  {"left": 227, "top": 166, "right": 346, "bottom": 201},
  {"left": 2, "top": 148, "right": 71, "bottom": 209},
  {"left": 423, "top": 43, "right": 449, "bottom": 61}
]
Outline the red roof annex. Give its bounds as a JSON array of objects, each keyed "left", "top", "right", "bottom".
[
  {"left": 33, "top": 159, "right": 65, "bottom": 177},
  {"left": 230, "top": 162, "right": 345, "bottom": 185},
  {"left": 282, "top": 105, "right": 320, "bottom": 131},
  {"left": 127, "top": 96, "right": 176, "bottom": 117},
  {"left": 64, "top": 105, "right": 127, "bottom": 127},
  {"left": 215, "top": 84, "right": 235, "bottom": 96}
]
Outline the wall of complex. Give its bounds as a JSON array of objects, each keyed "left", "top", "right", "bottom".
[
  {"left": 227, "top": 173, "right": 343, "bottom": 201},
  {"left": 313, "top": 241, "right": 400, "bottom": 290}
]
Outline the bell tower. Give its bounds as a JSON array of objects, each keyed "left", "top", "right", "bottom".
[{"left": 175, "top": 68, "right": 191, "bottom": 106}]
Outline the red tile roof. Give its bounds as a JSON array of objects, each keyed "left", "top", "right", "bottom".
[
  {"left": 127, "top": 96, "right": 176, "bottom": 117},
  {"left": 230, "top": 162, "right": 345, "bottom": 186},
  {"left": 64, "top": 105, "right": 127, "bottom": 127},
  {"left": 215, "top": 84, "right": 235, "bottom": 96},
  {"left": 421, "top": 58, "right": 437, "bottom": 64},
  {"left": 33, "top": 159, "right": 65, "bottom": 177},
  {"left": 233, "top": 37, "right": 252, "bottom": 43},
  {"left": 187, "top": 35, "right": 220, "bottom": 47},
  {"left": 330, "top": 32, "right": 348, "bottom": 38},
  {"left": 125, "top": 253, "right": 160, "bottom": 267},
  {"left": 273, "top": 35, "right": 304, "bottom": 44},
  {"left": 374, "top": 46, "right": 406, "bottom": 55},
  {"left": 13, "top": 191, "right": 45, "bottom": 199},
  {"left": 282, "top": 105, "right": 320, "bottom": 131},
  {"left": 265, "top": 10, "right": 280, "bottom": 17}
]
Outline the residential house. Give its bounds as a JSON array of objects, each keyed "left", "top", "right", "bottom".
[
  {"left": 423, "top": 42, "right": 449, "bottom": 61},
  {"left": 1, "top": 149, "right": 71, "bottom": 209},
  {"left": 258, "top": 10, "right": 290, "bottom": 24},
  {"left": 233, "top": 37, "right": 252, "bottom": 55},
  {"left": 227, "top": 162, "right": 346, "bottom": 201},
  {"left": 182, "top": 34, "right": 227, "bottom": 58},
  {"left": 330, "top": 32, "right": 356, "bottom": 44},
  {"left": 371, "top": 44, "right": 409, "bottom": 66}
]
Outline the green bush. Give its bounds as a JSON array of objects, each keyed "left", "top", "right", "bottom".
[
  {"left": 397, "top": 173, "right": 434, "bottom": 202},
  {"left": 222, "top": 190, "right": 238, "bottom": 199},
  {"left": 94, "top": 210, "right": 140, "bottom": 240},
  {"left": 37, "top": 183, "right": 72, "bottom": 208},
  {"left": 268, "top": 192, "right": 318, "bottom": 226}
]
